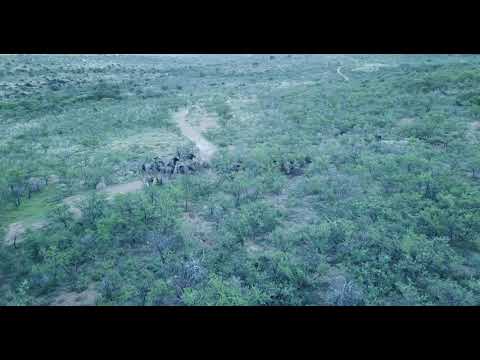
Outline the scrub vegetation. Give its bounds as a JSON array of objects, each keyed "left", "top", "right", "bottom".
[{"left": 1, "top": 54, "right": 480, "bottom": 305}]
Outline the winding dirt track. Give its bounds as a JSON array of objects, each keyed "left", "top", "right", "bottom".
[
  {"left": 336, "top": 66, "right": 350, "bottom": 81},
  {"left": 173, "top": 108, "right": 218, "bottom": 162}
]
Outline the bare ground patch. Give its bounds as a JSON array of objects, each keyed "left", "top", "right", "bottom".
[
  {"left": 62, "top": 180, "right": 145, "bottom": 219},
  {"left": 351, "top": 63, "right": 395, "bottom": 72},
  {"left": 397, "top": 117, "right": 416, "bottom": 127},
  {"left": 50, "top": 283, "right": 99, "bottom": 306},
  {"left": 245, "top": 240, "right": 277, "bottom": 257},
  {"left": 277, "top": 80, "right": 316, "bottom": 89},
  {"left": 62, "top": 194, "right": 84, "bottom": 220},
  {"left": 101, "top": 180, "right": 144, "bottom": 198},
  {"left": 265, "top": 176, "right": 318, "bottom": 226},
  {"left": 4, "top": 220, "right": 47, "bottom": 246},
  {"left": 182, "top": 211, "right": 215, "bottom": 247},
  {"left": 470, "top": 121, "right": 480, "bottom": 131}
]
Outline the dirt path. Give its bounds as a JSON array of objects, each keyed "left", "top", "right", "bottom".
[
  {"left": 351, "top": 62, "right": 396, "bottom": 73},
  {"left": 173, "top": 108, "right": 218, "bottom": 162},
  {"left": 336, "top": 66, "right": 349, "bottom": 81},
  {"left": 101, "top": 180, "right": 144, "bottom": 198}
]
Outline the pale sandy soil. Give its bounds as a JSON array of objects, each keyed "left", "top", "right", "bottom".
[
  {"left": 351, "top": 63, "right": 395, "bottom": 72},
  {"left": 101, "top": 180, "right": 144, "bottom": 198},
  {"left": 470, "top": 121, "right": 480, "bottom": 131},
  {"left": 397, "top": 117, "right": 416, "bottom": 127},
  {"left": 173, "top": 107, "right": 219, "bottom": 162},
  {"left": 50, "top": 283, "right": 99, "bottom": 306}
]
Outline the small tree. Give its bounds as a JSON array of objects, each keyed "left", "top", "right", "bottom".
[
  {"left": 12, "top": 279, "right": 32, "bottom": 306},
  {"left": 80, "top": 192, "right": 107, "bottom": 228},
  {"left": 226, "top": 201, "right": 280, "bottom": 246},
  {"left": 224, "top": 171, "right": 253, "bottom": 207},
  {"left": 146, "top": 280, "right": 176, "bottom": 305},
  {"left": 179, "top": 174, "right": 195, "bottom": 212},
  {"left": 40, "top": 245, "right": 69, "bottom": 284},
  {"left": 6, "top": 168, "right": 27, "bottom": 207},
  {"left": 50, "top": 204, "right": 73, "bottom": 229},
  {"left": 323, "top": 270, "right": 364, "bottom": 306},
  {"left": 100, "top": 270, "right": 123, "bottom": 303},
  {"left": 182, "top": 273, "right": 268, "bottom": 305}
]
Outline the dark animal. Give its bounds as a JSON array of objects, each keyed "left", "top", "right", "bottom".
[
  {"left": 177, "top": 165, "right": 186, "bottom": 174},
  {"left": 166, "top": 164, "right": 175, "bottom": 174},
  {"left": 154, "top": 160, "right": 165, "bottom": 171},
  {"left": 280, "top": 159, "right": 305, "bottom": 176},
  {"left": 27, "top": 178, "right": 44, "bottom": 199},
  {"left": 142, "top": 163, "right": 155, "bottom": 172},
  {"left": 142, "top": 150, "right": 203, "bottom": 184}
]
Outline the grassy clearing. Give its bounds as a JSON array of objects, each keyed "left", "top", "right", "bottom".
[{"left": 0, "top": 185, "right": 58, "bottom": 230}]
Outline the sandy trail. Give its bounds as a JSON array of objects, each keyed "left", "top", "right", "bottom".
[
  {"left": 101, "top": 180, "right": 144, "bottom": 198},
  {"left": 336, "top": 66, "right": 349, "bottom": 81},
  {"left": 173, "top": 108, "right": 218, "bottom": 162}
]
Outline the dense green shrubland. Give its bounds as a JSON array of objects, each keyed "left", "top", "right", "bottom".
[{"left": 1, "top": 55, "right": 480, "bottom": 305}]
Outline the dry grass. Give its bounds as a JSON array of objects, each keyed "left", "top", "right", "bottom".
[
  {"left": 245, "top": 240, "right": 277, "bottom": 257},
  {"left": 108, "top": 128, "right": 186, "bottom": 156}
]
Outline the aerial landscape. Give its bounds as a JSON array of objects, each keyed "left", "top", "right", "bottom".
[{"left": 1, "top": 54, "right": 480, "bottom": 305}]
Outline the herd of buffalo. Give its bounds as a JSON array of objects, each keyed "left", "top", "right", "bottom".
[
  {"left": 141, "top": 146, "right": 313, "bottom": 187},
  {"left": 141, "top": 148, "right": 208, "bottom": 186}
]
